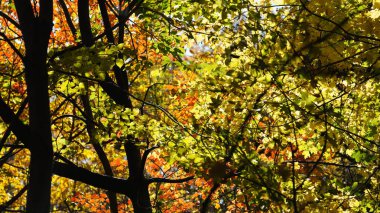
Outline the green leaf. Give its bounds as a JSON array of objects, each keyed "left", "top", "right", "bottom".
[{"left": 116, "top": 59, "right": 124, "bottom": 68}]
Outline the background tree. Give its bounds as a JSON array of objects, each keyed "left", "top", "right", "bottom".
[{"left": 180, "top": 0, "right": 380, "bottom": 212}]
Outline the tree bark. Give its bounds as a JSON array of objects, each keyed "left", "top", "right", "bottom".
[
  {"left": 14, "top": 0, "right": 54, "bottom": 211},
  {"left": 124, "top": 141, "right": 152, "bottom": 213}
]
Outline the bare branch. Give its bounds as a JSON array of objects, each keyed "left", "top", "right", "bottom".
[
  {"left": 141, "top": 146, "right": 160, "bottom": 172},
  {"left": 58, "top": 0, "right": 77, "bottom": 38},
  {"left": 0, "top": 11, "right": 21, "bottom": 29},
  {"left": 0, "top": 184, "right": 28, "bottom": 212},
  {"left": 0, "top": 32, "right": 25, "bottom": 61},
  {"left": 0, "top": 95, "right": 31, "bottom": 148},
  {"left": 53, "top": 161, "right": 133, "bottom": 196},
  {"left": 148, "top": 176, "right": 194, "bottom": 184},
  {"left": 284, "top": 160, "right": 362, "bottom": 168},
  {"left": 0, "top": 97, "right": 28, "bottom": 152}
]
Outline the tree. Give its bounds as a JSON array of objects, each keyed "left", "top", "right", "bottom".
[
  {"left": 0, "top": 0, "right": 192, "bottom": 212},
  {"left": 179, "top": 0, "right": 380, "bottom": 212},
  {"left": 1, "top": 0, "right": 380, "bottom": 212}
]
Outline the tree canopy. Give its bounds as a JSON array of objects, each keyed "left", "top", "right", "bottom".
[{"left": 0, "top": 0, "right": 379, "bottom": 212}]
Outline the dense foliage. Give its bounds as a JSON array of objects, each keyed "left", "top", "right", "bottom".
[{"left": 0, "top": 0, "right": 379, "bottom": 212}]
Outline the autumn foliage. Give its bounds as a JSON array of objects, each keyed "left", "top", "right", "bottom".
[{"left": 1, "top": 0, "right": 380, "bottom": 212}]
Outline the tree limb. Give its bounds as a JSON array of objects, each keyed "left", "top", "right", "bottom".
[
  {"left": 148, "top": 176, "right": 194, "bottom": 184},
  {"left": 0, "top": 184, "right": 28, "bottom": 212},
  {"left": 53, "top": 161, "right": 133, "bottom": 196},
  {"left": 0, "top": 11, "right": 21, "bottom": 29}
]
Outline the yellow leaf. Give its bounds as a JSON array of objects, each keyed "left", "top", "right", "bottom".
[{"left": 215, "top": 203, "right": 220, "bottom": 209}]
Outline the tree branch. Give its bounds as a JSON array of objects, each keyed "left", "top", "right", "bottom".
[
  {"left": 80, "top": 90, "right": 118, "bottom": 213},
  {"left": 14, "top": 0, "right": 34, "bottom": 44},
  {"left": 0, "top": 95, "right": 31, "bottom": 148},
  {"left": 148, "top": 176, "right": 194, "bottom": 184},
  {"left": 0, "top": 97, "right": 28, "bottom": 152},
  {"left": 78, "top": 0, "right": 95, "bottom": 46},
  {"left": 0, "top": 32, "right": 25, "bottom": 62},
  {"left": 300, "top": 0, "right": 380, "bottom": 42},
  {"left": 0, "top": 184, "right": 28, "bottom": 212},
  {"left": 0, "top": 11, "right": 21, "bottom": 29},
  {"left": 200, "top": 181, "right": 221, "bottom": 213},
  {"left": 97, "top": 0, "right": 114, "bottom": 42},
  {"left": 53, "top": 161, "right": 133, "bottom": 196},
  {"left": 140, "top": 146, "right": 160, "bottom": 175},
  {"left": 58, "top": 0, "right": 77, "bottom": 38},
  {"left": 0, "top": 94, "right": 136, "bottom": 199}
]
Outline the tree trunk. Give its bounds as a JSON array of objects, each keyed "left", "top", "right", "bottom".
[
  {"left": 24, "top": 23, "right": 54, "bottom": 213},
  {"left": 130, "top": 183, "right": 152, "bottom": 213},
  {"left": 24, "top": 23, "right": 53, "bottom": 212},
  {"left": 124, "top": 141, "right": 152, "bottom": 213},
  {"left": 14, "top": 1, "right": 53, "bottom": 211}
]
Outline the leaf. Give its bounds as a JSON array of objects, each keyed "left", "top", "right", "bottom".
[{"left": 116, "top": 59, "right": 124, "bottom": 68}]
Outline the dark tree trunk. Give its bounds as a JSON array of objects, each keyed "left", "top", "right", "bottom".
[
  {"left": 125, "top": 141, "right": 152, "bottom": 213},
  {"left": 14, "top": 0, "right": 54, "bottom": 211},
  {"left": 24, "top": 22, "right": 54, "bottom": 213},
  {"left": 130, "top": 184, "right": 152, "bottom": 213}
]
